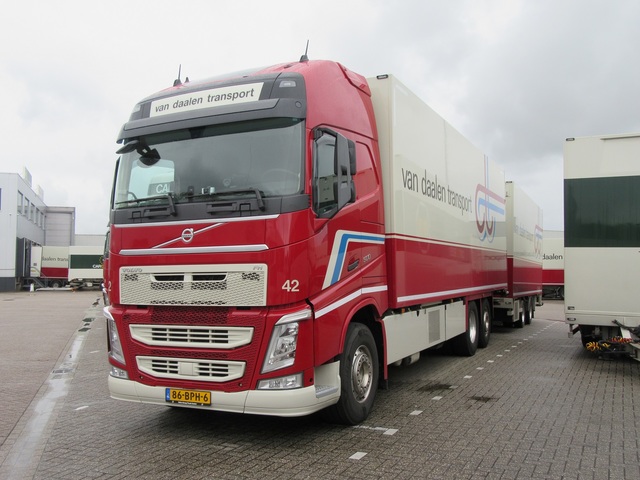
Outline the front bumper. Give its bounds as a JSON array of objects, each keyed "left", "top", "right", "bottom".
[{"left": 108, "top": 361, "right": 341, "bottom": 417}]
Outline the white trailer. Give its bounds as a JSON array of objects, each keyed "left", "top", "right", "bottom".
[
  {"left": 68, "top": 245, "right": 104, "bottom": 289},
  {"left": 542, "top": 230, "right": 564, "bottom": 299},
  {"left": 370, "top": 74, "right": 508, "bottom": 357},
  {"left": 493, "top": 182, "right": 543, "bottom": 327},
  {"left": 29, "top": 245, "right": 69, "bottom": 288},
  {"left": 564, "top": 133, "right": 640, "bottom": 358}
]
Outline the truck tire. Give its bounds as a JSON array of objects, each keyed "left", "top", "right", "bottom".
[
  {"left": 452, "top": 302, "right": 479, "bottom": 356},
  {"left": 322, "top": 323, "right": 378, "bottom": 425},
  {"left": 524, "top": 297, "right": 534, "bottom": 325},
  {"left": 478, "top": 300, "right": 491, "bottom": 348},
  {"left": 516, "top": 305, "right": 525, "bottom": 328}
]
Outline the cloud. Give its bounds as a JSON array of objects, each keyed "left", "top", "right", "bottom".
[{"left": 1, "top": 0, "right": 639, "bottom": 234}]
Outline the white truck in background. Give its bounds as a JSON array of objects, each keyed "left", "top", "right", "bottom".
[{"left": 564, "top": 133, "right": 640, "bottom": 358}]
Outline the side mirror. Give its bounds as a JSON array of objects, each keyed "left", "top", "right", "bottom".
[
  {"left": 313, "top": 128, "right": 356, "bottom": 217},
  {"left": 348, "top": 139, "right": 356, "bottom": 175},
  {"left": 334, "top": 134, "right": 352, "bottom": 209}
]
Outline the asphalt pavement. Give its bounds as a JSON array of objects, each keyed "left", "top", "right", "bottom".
[{"left": 1, "top": 292, "right": 639, "bottom": 480}]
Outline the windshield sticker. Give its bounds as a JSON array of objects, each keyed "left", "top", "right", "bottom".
[{"left": 150, "top": 82, "right": 264, "bottom": 118}]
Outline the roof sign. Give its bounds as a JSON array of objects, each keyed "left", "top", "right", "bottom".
[{"left": 150, "top": 82, "right": 264, "bottom": 118}]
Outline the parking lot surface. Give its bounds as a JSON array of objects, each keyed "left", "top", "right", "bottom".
[{"left": 1, "top": 293, "right": 639, "bottom": 479}]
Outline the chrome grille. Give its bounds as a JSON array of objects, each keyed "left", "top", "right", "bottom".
[
  {"left": 137, "top": 356, "right": 245, "bottom": 383},
  {"left": 120, "top": 264, "right": 267, "bottom": 306},
  {"left": 130, "top": 324, "right": 253, "bottom": 348}
]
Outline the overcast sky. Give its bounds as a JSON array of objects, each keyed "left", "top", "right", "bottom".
[{"left": 1, "top": 0, "right": 638, "bottom": 234}]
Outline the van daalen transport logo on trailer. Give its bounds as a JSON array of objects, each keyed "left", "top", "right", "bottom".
[{"left": 475, "top": 157, "right": 505, "bottom": 242}]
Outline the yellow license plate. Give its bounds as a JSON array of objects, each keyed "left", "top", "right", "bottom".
[{"left": 165, "top": 388, "right": 211, "bottom": 406}]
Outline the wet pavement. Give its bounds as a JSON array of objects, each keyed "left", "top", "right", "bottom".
[
  {"left": 0, "top": 290, "right": 103, "bottom": 479},
  {"left": 1, "top": 293, "right": 639, "bottom": 479}
]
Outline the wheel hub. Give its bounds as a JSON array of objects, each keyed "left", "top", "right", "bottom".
[{"left": 351, "top": 346, "right": 373, "bottom": 402}]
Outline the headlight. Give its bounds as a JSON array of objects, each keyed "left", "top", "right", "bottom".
[
  {"left": 104, "top": 308, "right": 126, "bottom": 365},
  {"left": 262, "top": 309, "right": 311, "bottom": 373}
]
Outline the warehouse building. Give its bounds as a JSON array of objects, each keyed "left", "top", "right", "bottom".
[{"left": 0, "top": 169, "right": 102, "bottom": 292}]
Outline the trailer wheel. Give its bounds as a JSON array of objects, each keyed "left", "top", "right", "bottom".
[
  {"left": 579, "top": 325, "right": 596, "bottom": 347},
  {"left": 478, "top": 300, "right": 492, "bottom": 348},
  {"left": 524, "top": 297, "right": 534, "bottom": 325},
  {"left": 452, "top": 302, "right": 479, "bottom": 356},
  {"left": 322, "top": 323, "right": 378, "bottom": 425},
  {"left": 516, "top": 303, "right": 525, "bottom": 328}
]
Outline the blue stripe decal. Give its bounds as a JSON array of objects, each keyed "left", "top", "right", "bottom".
[{"left": 328, "top": 231, "right": 385, "bottom": 286}]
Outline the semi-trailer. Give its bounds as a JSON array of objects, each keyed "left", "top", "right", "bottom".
[
  {"left": 27, "top": 245, "right": 103, "bottom": 289},
  {"left": 564, "top": 133, "right": 640, "bottom": 358},
  {"left": 29, "top": 245, "right": 69, "bottom": 288},
  {"left": 68, "top": 245, "right": 104, "bottom": 289}
]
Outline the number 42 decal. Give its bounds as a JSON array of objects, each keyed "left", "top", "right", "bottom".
[{"left": 282, "top": 279, "right": 300, "bottom": 292}]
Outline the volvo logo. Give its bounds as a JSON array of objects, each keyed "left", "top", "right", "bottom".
[{"left": 181, "top": 228, "right": 195, "bottom": 243}]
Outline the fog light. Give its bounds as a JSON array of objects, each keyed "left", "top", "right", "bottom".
[
  {"left": 257, "top": 373, "right": 303, "bottom": 390},
  {"left": 110, "top": 366, "right": 129, "bottom": 379}
]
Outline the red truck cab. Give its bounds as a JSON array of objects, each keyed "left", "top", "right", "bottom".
[{"left": 105, "top": 60, "right": 386, "bottom": 424}]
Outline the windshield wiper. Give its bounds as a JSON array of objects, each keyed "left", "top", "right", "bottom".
[
  {"left": 216, "top": 188, "right": 265, "bottom": 211},
  {"left": 116, "top": 193, "right": 177, "bottom": 216},
  {"left": 185, "top": 188, "right": 265, "bottom": 211}
]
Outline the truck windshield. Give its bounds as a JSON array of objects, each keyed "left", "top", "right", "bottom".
[{"left": 113, "top": 118, "right": 304, "bottom": 209}]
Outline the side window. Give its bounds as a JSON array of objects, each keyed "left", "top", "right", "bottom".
[{"left": 313, "top": 132, "right": 337, "bottom": 216}]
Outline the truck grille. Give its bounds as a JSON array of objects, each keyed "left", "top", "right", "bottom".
[
  {"left": 121, "top": 306, "right": 265, "bottom": 393},
  {"left": 137, "top": 356, "right": 245, "bottom": 383},
  {"left": 119, "top": 264, "right": 267, "bottom": 306},
  {"left": 129, "top": 324, "right": 253, "bottom": 349}
]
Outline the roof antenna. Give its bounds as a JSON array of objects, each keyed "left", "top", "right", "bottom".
[
  {"left": 173, "top": 64, "right": 182, "bottom": 87},
  {"left": 300, "top": 40, "right": 310, "bottom": 62}
]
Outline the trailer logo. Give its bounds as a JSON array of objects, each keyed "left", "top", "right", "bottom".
[
  {"left": 181, "top": 228, "right": 194, "bottom": 243},
  {"left": 475, "top": 157, "right": 505, "bottom": 242},
  {"left": 534, "top": 225, "right": 543, "bottom": 256}
]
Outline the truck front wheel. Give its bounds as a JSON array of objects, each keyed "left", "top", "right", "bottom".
[{"left": 323, "top": 323, "right": 379, "bottom": 425}]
